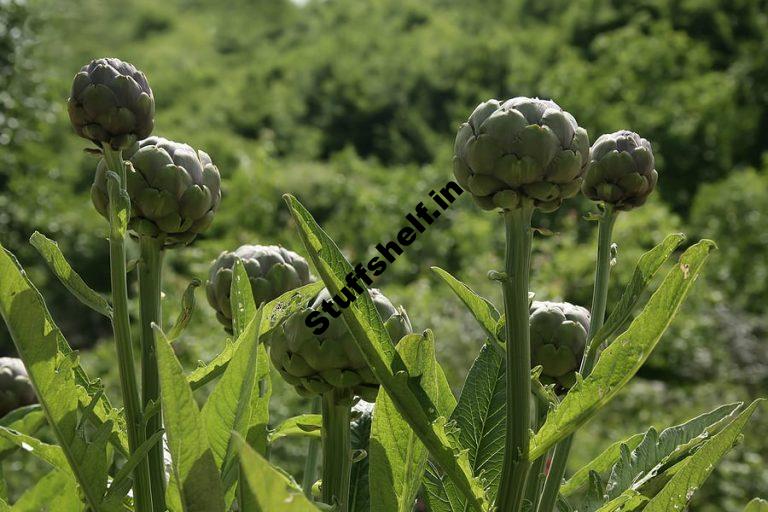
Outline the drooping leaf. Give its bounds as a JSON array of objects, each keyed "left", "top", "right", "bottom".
[
  {"left": 424, "top": 343, "right": 505, "bottom": 511},
  {"left": 587, "top": 233, "right": 685, "bottom": 357},
  {"left": 605, "top": 402, "right": 741, "bottom": 499},
  {"left": 283, "top": 194, "right": 489, "bottom": 511},
  {"left": 641, "top": 400, "right": 762, "bottom": 512},
  {"left": 29, "top": 231, "right": 113, "bottom": 319},
  {"left": 530, "top": 240, "right": 716, "bottom": 459},
  {"left": 560, "top": 433, "right": 644, "bottom": 497},
  {"left": 0, "top": 245, "right": 116, "bottom": 509},
  {"left": 236, "top": 434, "right": 321, "bottom": 511},
  {"left": 269, "top": 415, "right": 322, "bottom": 443},
  {"left": 0, "top": 427, "right": 70, "bottom": 474},
  {"left": 370, "top": 331, "right": 456, "bottom": 512},
  {"left": 166, "top": 279, "right": 200, "bottom": 343},
  {"left": 187, "top": 281, "right": 323, "bottom": 390},
  {"left": 154, "top": 325, "right": 226, "bottom": 512},
  {"left": 11, "top": 469, "right": 84, "bottom": 512},
  {"left": 0, "top": 406, "right": 46, "bottom": 458}
]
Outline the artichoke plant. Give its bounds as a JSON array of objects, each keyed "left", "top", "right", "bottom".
[
  {"left": 67, "top": 58, "right": 154, "bottom": 149},
  {"left": 529, "top": 301, "right": 590, "bottom": 392},
  {"left": 582, "top": 130, "right": 658, "bottom": 210},
  {"left": 453, "top": 97, "right": 589, "bottom": 212},
  {"left": 91, "top": 136, "right": 221, "bottom": 247},
  {"left": 267, "top": 288, "right": 411, "bottom": 402},
  {"left": 206, "top": 244, "right": 313, "bottom": 332},
  {"left": 0, "top": 357, "right": 36, "bottom": 418}
]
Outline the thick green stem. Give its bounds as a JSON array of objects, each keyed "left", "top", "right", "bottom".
[
  {"left": 138, "top": 235, "right": 166, "bottom": 511},
  {"left": 536, "top": 206, "right": 617, "bottom": 512},
  {"left": 496, "top": 205, "right": 534, "bottom": 512},
  {"left": 523, "top": 397, "right": 550, "bottom": 510},
  {"left": 303, "top": 397, "right": 322, "bottom": 496},
  {"left": 321, "top": 390, "right": 352, "bottom": 512},
  {"left": 103, "top": 145, "right": 153, "bottom": 512}
]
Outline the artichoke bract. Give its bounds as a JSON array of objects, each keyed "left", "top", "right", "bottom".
[
  {"left": 206, "top": 244, "right": 313, "bottom": 332},
  {"left": 91, "top": 136, "right": 221, "bottom": 247},
  {"left": 0, "top": 357, "right": 37, "bottom": 418},
  {"left": 267, "top": 288, "right": 411, "bottom": 402},
  {"left": 582, "top": 130, "right": 658, "bottom": 211},
  {"left": 68, "top": 58, "right": 154, "bottom": 149},
  {"left": 453, "top": 97, "right": 590, "bottom": 212},
  {"left": 529, "top": 301, "right": 590, "bottom": 392}
]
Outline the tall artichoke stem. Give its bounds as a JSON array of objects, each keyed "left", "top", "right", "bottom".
[
  {"left": 524, "top": 397, "right": 551, "bottom": 510},
  {"left": 496, "top": 204, "right": 534, "bottom": 512},
  {"left": 303, "top": 397, "right": 322, "bottom": 496},
  {"left": 536, "top": 206, "right": 618, "bottom": 512},
  {"left": 321, "top": 390, "right": 352, "bottom": 512},
  {"left": 103, "top": 145, "right": 154, "bottom": 512},
  {"left": 138, "top": 235, "right": 166, "bottom": 511}
]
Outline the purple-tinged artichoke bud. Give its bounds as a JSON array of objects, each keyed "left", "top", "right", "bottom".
[
  {"left": 91, "top": 136, "right": 221, "bottom": 247},
  {"left": 582, "top": 130, "right": 658, "bottom": 211},
  {"left": 453, "top": 97, "right": 590, "bottom": 212},
  {"left": 67, "top": 58, "right": 154, "bottom": 149}
]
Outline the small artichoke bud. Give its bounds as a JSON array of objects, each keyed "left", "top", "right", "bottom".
[
  {"left": 0, "top": 357, "right": 37, "bottom": 418},
  {"left": 582, "top": 130, "right": 658, "bottom": 211},
  {"left": 529, "top": 301, "right": 590, "bottom": 393},
  {"left": 91, "top": 136, "right": 222, "bottom": 247},
  {"left": 67, "top": 58, "right": 155, "bottom": 149},
  {"left": 453, "top": 97, "right": 590, "bottom": 212},
  {"left": 267, "top": 288, "right": 411, "bottom": 401},
  {"left": 205, "top": 244, "right": 313, "bottom": 332}
]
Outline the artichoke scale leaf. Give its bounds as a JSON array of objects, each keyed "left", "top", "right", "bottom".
[
  {"left": 371, "top": 331, "right": 456, "bottom": 512},
  {"left": 745, "top": 499, "right": 768, "bottom": 512},
  {"left": 530, "top": 239, "right": 716, "bottom": 460},
  {"left": 283, "top": 194, "right": 490, "bottom": 512},
  {"left": 29, "top": 231, "right": 113, "bottom": 319}
]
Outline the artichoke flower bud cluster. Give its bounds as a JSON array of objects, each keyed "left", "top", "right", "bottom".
[
  {"left": 0, "top": 357, "right": 37, "bottom": 418},
  {"left": 267, "top": 288, "right": 411, "bottom": 402},
  {"left": 582, "top": 130, "right": 658, "bottom": 210},
  {"left": 529, "top": 301, "right": 590, "bottom": 392},
  {"left": 453, "top": 97, "right": 590, "bottom": 212},
  {"left": 68, "top": 58, "right": 155, "bottom": 149},
  {"left": 91, "top": 136, "right": 221, "bottom": 247},
  {"left": 206, "top": 244, "right": 313, "bottom": 332}
]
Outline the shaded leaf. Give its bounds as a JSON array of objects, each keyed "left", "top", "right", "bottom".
[
  {"left": 11, "top": 469, "right": 84, "bottom": 512},
  {"left": 269, "top": 415, "right": 322, "bottom": 443}
]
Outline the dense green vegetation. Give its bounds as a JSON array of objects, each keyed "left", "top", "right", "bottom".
[{"left": 1, "top": 0, "right": 767, "bottom": 509}]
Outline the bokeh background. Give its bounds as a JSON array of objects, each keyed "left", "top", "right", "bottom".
[{"left": 1, "top": 0, "right": 767, "bottom": 509}]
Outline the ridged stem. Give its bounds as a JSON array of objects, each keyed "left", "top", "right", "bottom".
[
  {"left": 138, "top": 235, "right": 166, "bottom": 511},
  {"left": 524, "top": 396, "right": 550, "bottom": 510},
  {"left": 321, "top": 390, "right": 351, "bottom": 512},
  {"left": 303, "top": 397, "right": 322, "bottom": 496},
  {"left": 102, "top": 145, "right": 153, "bottom": 512},
  {"left": 536, "top": 206, "right": 617, "bottom": 512},
  {"left": 496, "top": 204, "right": 534, "bottom": 512}
]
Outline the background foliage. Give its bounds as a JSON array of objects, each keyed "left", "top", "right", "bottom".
[{"left": 1, "top": 0, "right": 767, "bottom": 509}]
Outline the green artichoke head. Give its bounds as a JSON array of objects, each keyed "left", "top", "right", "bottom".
[
  {"left": 0, "top": 357, "right": 37, "bottom": 418},
  {"left": 453, "top": 97, "right": 590, "bottom": 212},
  {"left": 529, "top": 301, "right": 590, "bottom": 392},
  {"left": 205, "top": 244, "right": 313, "bottom": 332},
  {"left": 582, "top": 130, "right": 658, "bottom": 211},
  {"left": 91, "top": 136, "right": 221, "bottom": 247},
  {"left": 68, "top": 58, "right": 155, "bottom": 149},
  {"left": 267, "top": 288, "right": 411, "bottom": 401}
]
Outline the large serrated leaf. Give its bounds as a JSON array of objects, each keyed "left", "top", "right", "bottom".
[
  {"left": 283, "top": 194, "right": 489, "bottom": 511},
  {"left": 640, "top": 400, "right": 762, "bottom": 511},
  {"left": 154, "top": 326, "right": 226, "bottom": 512},
  {"left": 424, "top": 343, "right": 506, "bottom": 511},
  {"left": 0, "top": 245, "right": 116, "bottom": 509},
  {"left": 370, "top": 331, "right": 456, "bottom": 512},
  {"left": 11, "top": 469, "right": 84, "bottom": 512},
  {"left": 0, "top": 427, "right": 70, "bottom": 474},
  {"left": 530, "top": 240, "right": 716, "bottom": 459},
  {"left": 560, "top": 433, "right": 644, "bottom": 497},
  {"left": 0, "top": 406, "right": 46, "bottom": 458}
]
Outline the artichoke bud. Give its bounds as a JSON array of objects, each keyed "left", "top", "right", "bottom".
[
  {"left": 205, "top": 245, "right": 313, "bottom": 333},
  {"left": 266, "top": 288, "right": 412, "bottom": 401},
  {"left": 529, "top": 301, "right": 590, "bottom": 393},
  {"left": 0, "top": 357, "right": 37, "bottom": 418},
  {"left": 454, "top": 97, "right": 589, "bottom": 212},
  {"left": 92, "top": 137, "right": 221, "bottom": 247},
  {"left": 582, "top": 130, "right": 658, "bottom": 211},
  {"left": 68, "top": 58, "right": 155, "bottom": 149}
]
